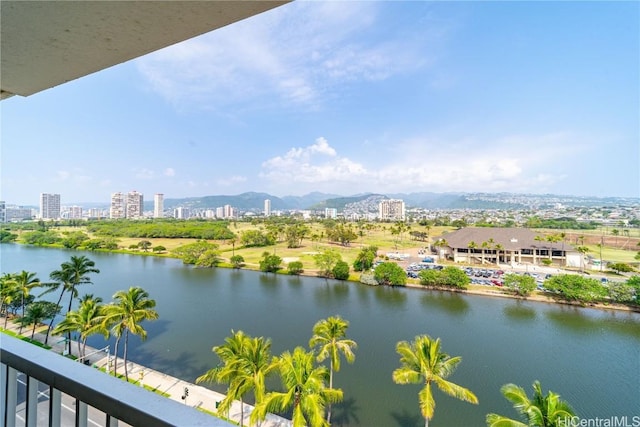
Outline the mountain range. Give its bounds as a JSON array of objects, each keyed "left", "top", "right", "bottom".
[{"left": 143, "top": 191, "right": 638, "bottom": 212}]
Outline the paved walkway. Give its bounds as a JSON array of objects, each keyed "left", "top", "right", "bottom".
[{"left": 2, "top": 318, "right": 291, "bottom": 427}]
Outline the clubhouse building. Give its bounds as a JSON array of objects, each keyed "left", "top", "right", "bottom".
[{"left": 435, "top": 227, "right": 582, "bottom": 268}]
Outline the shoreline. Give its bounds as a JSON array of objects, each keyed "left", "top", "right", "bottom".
[
  {"left": 6, "top": 242, "right": 640, "bottom": 314},
  {"left": 0, "top": 320, "right": 291, "bottom": 427}
]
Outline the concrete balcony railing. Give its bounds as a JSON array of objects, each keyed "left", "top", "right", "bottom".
[{"left": 1, "top": 335, "right": 233, "bottom": 427}]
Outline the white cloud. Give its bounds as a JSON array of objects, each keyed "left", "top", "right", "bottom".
[
  {"left": 261, "top": 132, "right": 584, "bottom": 196},
  {"left": 164, "top": 168, "right": 176, "bottom": 177},
  {"left": 136, "top": 2, "right": 434, "bottom": 110},
  {"left": 261, "top": 137, "right": 368, "bottom": 189}
]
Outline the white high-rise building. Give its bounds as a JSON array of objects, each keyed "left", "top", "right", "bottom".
[
  {"left": 126, "top": 191, "right": 144, "bottom": 219},
  {"left": 88, "top": 208, "right": 103, "bottom": 219},
  {"left": 40, "top": 193, "right": 61, "bottom": 219},
  {"left": 154, "top": 193, "right": 164, "bottom": 218},
  {"left": 174, "top": 207, "right": 190, "bottom": 219},
  {"left": 378, "top": 199, "right": 405, "bottom": 221},
  {"left": 110, "top": 192, "right": 126, "bottom": 219},
  {"left": 67, "top": 206, "right": 83, "bottom": 219},
  {"left": 264, "top": 199, "right": 271, "bottom": 217},
  {"left": 224, "top": 204, "right": 234, "bottom": 218},
  {"left": 325, "top": 208, "right": 337, "bottom": 219},
  {"left": 0, "top": 201, "right": 6, "bottom": 223}
]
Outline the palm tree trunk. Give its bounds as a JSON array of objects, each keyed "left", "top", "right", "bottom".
[
  {"left": 327, "top": 361, "right": 334, "bottom": 423},
  {"left": 67, "top": 289, "right": 75, "bottom": 356},
  {"left": 124, "top": 330, "right": 130, "bottom": 381},
  {"left": 45, "top": 288, "right": 66, "bottom": 345},
  {"left": 19, "top": 294, "right": 25, "bottom": 334},
  {"left": 82, "top": 339, "right": 87, "bottom": 363},
  {"left": 31, "top": 322, "right": 37, "bottom": 340},
  {"left": 112, "top": 338, "right": 120, "bottom": 376}
]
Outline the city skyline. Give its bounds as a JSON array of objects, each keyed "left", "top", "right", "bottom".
[{"left": 2, "top": 1, "right": 638, "bottom": 205}]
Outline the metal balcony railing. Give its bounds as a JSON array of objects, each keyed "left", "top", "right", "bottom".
[{"left": 1, "top": 335, "right": 233, "bottom": 427}]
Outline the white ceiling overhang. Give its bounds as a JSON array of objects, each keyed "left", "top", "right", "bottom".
[{"left": 0, "top": 1, "right": 289, "bottom": 99}]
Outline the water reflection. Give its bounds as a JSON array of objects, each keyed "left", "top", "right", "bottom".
[
  {"left": 373, "top": 286, "right": 407, "bottom": 309},
  {"left": 420, "top": 291, "right": 470, "bottom": 316},
  {"left": 545, "top": 308, "right": 640, "bottom": 339},
  {"left": 390, "top": 408, "right": 422, "bottom": 427},
  {"left": 503, "top": 302, "right": 537, "bottom": 322},
  {"left": 314, "top": 280, "right": 351, "bottom": 306},
  {"left": 332, "top": 397, "right": 361, "bottom": 426}
]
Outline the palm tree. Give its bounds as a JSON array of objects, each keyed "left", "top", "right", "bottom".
[
  {"left": 41, "top": 267, "right": 74, "bottom": 345},
  {"left": 1, "top": 274, "right": 19, "bottom": 328},
  {"left": 251, "top": 346, "right": 343, "bottom": 427},
  {"left": 392, "top": 335, "right": 478, "bottom": 427},
  {"left": 211, "top": 333, "right": 278, "bottom": 427},
  {"left": 60, "top": 256, "right": 100, "bottom": 315},
  {"left": 467, "top": 241, "right": 478, "bottom": 264},
  {"left": 309, "top": 316, "right": 357, "bottom": 423},
  {"left": 46, "top": 256, "right": 100, "bottom": 347},
  {"left": 486, "top": 381, "right": 576, "bottom": 427},
  {"left": 494, "top": 244, "right": 504, "bottom": 265},
  {"left": 102, "top": 287, "right": 158, "bottom": 381},
  {"left": 576, "top": 246, "right": 590, "bottom": 273},
  {"left": 197, "top": 330, "right": 251, "bottom": 425},
  {"left": 22, "top": 301, "right": 61, "bottom": 340},
  {"left": 53, "top": 295, "right": 106, "bottom": 361},
  {"left": 481, "top": 241, "right": 490, "bottom": 265},
  {"left": 11, "top": 271, "right": 41, "bottom": 334}
]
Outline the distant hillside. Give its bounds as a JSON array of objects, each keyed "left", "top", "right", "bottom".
[
  {"left": 281, "top": 192, "right": 341, "bottom": 209},
  {"left": 161, "top": 192, "right": 288, "bottom": 211},
  {"left": 310, "top": 193, "right": 380, "bottom": 210},
  {"left": 142, "top": 191, "right": 639, "bottom": 213}
]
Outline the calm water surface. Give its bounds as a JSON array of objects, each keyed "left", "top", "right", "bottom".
[{"left": 3, "top": 244, "right": 639, "bottom": 426}]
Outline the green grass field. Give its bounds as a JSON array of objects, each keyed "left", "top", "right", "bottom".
[{"left": 19, "top": 222, "right": 640, "bottom": 268}]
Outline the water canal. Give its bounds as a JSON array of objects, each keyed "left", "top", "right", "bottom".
[{"left": 3, "top": 244, "right": 639, "bottom": 426}]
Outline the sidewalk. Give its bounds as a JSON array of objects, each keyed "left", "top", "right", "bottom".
[{"left": 1, "top": 318, "right": 291, "bottom": 427}]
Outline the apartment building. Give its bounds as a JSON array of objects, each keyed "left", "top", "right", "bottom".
[
  {"left": 110, "top": 192, "right": 126, "bottom": 219},
  {"left": 264, "top": 199, "right": 271, "bottom": 217},
  {"left": 126, "top": 191, "right": 144, "bottom": 219},
  {"left": 40, "top": 193, "right": 61, "bottom": 219},
  {"left": 154, "top": 193, "right": 164, "bottom": 218},
  {"left": 325, "top": 208, "right": 337, "bottom": 219},
  {"left": 378, "top": 199, "right": 405, "bottom": 221}
]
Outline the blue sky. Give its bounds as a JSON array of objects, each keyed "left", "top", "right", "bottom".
[{"left": 2, "top": 1, "right": 638, "bottom": 206}]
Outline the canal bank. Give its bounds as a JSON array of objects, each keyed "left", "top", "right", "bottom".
[
  {"left": 3, "top": 244, "right": 639, "bottom": 426},
  {"left": 1, "top": 319, "right": 291, "bottom": 427}
]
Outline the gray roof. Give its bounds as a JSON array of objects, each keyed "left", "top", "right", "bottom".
[{"left": 438, "top": 228, "right": 575, "bottom": 251}]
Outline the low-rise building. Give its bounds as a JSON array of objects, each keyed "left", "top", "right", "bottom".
[{"left": 437, "top": 227, "right": 579, "bottom": 267}]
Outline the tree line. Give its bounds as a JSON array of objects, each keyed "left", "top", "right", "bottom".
[
  {"left": 198, "top": 317, "right": 577, "bottom": 427},
  {"left": 0, "top": 255, "right": 158, "bottom": 381}
]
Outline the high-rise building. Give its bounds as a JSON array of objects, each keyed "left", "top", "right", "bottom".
[
  {"left": 126, "top": 191, "right": 144, "bottom": 219},
  {"left": 88, "top": 208, "right": 103, "bottom": 219},
  {"left": 325, "top": 208, "right": 337, "bottom": 219},
  {"left": 0, "top": 201, "right": 5, "bottom": 223},
  {"left": 154, "top": 193, "right": 164, "bottom": 218},
  {"left": 67, "top": 206, "right": 83, "bottom": 219},
  {"left": 40, "top": 193, "right": 61, "bottom": 219},
  {"left": 223, "top": 204, "right": 234, "bottom": 218},
  {"left": 110, "top": 192, "right": 126, "bottom": 219},
  {"left": 264, "top": 199, "right": 271, "bottom": 217},
  {"left": 174, "top": 207, "right": 190, "bottom": 219},
  {"left": 378, "top": 199, "right": 405, "bottom": 221}
]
